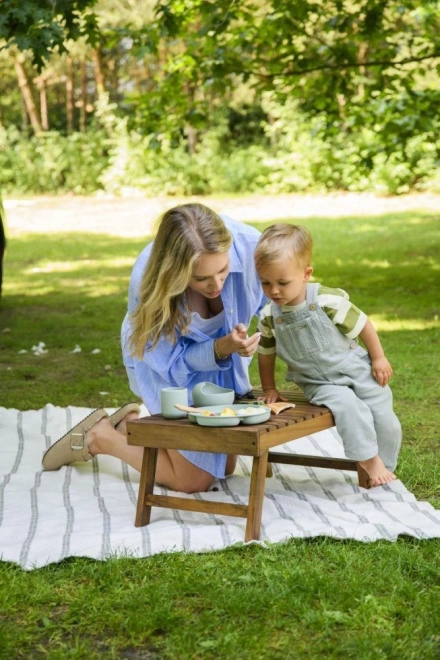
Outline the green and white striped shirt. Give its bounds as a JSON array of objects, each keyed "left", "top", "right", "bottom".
[{"left": 258, "top": 285, "right": 368, "bottom": 355}]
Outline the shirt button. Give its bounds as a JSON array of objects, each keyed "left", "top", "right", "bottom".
[
  {"left": 350, "top": 341, "right": 357, "bottom": 349},
  {"left": 309, "top": 304, "right": 316, "bottom": 310},
  {"left": 276, "top": 318, "right": 283, "bottom": 324}
]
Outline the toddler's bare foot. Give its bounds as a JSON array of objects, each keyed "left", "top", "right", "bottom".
[{"left": 358, "top": 455, "right": 396, "bottom": 487}]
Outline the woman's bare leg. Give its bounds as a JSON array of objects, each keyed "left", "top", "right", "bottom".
[
  {"left": 87, "top": 417, "right": 145, "bottom": 471},
  {"left": 155, "top": 449, "right": 215, "bottom": 493},
  {"left": 86, "top": 416, "right": 216, "bottom": 493},
  {"left": 225, "top": 454, "right": 237, "bottom": 475}
]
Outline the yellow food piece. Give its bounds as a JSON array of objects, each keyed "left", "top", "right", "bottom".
[
  {"left": 220, "top": 407, "right": 236, "bottom": 417},
  {"left": 201, "top": 410, "right": 214, "bottom": 416}
]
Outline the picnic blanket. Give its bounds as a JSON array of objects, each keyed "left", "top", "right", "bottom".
[{"left": 1, "top": 404, "right": 439, "bottom": 570}]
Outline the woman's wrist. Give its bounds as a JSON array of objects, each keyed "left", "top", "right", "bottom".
[{"left": 214, "top": 339, "right": 230, "bottom": 361}]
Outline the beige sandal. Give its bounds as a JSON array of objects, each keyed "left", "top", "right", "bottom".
[
  {"left": 108, "top": 403, "right": 141, "bottom": 428},
  {"left": 42, "top": 408, "right": 108, "bottom": 471}
]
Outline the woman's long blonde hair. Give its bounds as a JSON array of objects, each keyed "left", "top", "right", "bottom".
[{"left": 129, "top": 203, "right": 232, "bottom": 358}]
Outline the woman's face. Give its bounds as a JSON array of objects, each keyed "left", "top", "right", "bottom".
[{"left": 188, "top": 252, "right": 230, "bottom": 299}]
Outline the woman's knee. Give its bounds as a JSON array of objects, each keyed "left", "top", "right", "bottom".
[
  {"left": 180, "top": 471, "right": 214, "bottom": 493},
  {"left": 225, "top": 454, "right": 237, "bottom": 475},
  {"left": 157, "top": 449, "right": 215, "bottom": 493}
]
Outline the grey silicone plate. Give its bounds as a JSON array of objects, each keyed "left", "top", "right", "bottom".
[{"left": 188, "top": 404, "right": 271, "bottom": 427}]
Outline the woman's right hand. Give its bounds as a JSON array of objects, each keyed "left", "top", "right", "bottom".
[{"left": 215, "top": 324, "right": 261, "bottom": 359}]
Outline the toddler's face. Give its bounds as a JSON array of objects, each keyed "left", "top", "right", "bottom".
[{"left": 257, "top": 258, "right": 313, "bottom": 307}]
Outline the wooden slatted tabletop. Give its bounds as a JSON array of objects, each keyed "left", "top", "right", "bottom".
[{"left": 127, "top": 390, "right": 368, "bottom": 541}]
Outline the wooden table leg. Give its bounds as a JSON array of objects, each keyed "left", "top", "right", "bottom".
[
  {"left": 356, "top": 462, "right": 371, "bottom": 489},
  {"left": 135, "top": 447, "right": 158, "bottom": 527},
  {"left": 245, "top": 451, "right": 269, "bottom": 542}
]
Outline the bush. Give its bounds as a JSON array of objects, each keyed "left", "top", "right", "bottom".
[
  {"left": 1, "top": 95, "right": 438, "bottom": 196},
  {"left": 0, "top": 126, "right": 109, "bottom": 194}
]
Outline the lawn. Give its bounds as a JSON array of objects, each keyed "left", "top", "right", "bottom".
[{"left": 0, "top": 209, "right": 439, "bottom": 659}]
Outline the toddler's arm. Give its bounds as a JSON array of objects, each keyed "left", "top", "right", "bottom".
[
  {"left": 359, "top": 319, "right": 393, "bottom": 387},
  {"left": 258, "top": 353, "right": 287, "bottom": 402}
]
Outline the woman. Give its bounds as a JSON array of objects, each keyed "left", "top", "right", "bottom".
[{"left": 43, "top": 203, "right": 266, "bottom": 493}]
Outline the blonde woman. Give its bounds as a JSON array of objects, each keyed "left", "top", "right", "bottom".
[{"left": 43, "top": 204, "right": 266, "bottom": 493}]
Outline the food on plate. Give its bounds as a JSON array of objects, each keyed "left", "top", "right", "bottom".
[
  {"left": 220, "top": 407, "right": 236, "bottom": 417},
  {"left": 236, "top": 406, "right": 259, "bottom": 415},
  {"left": 201, "top": 410, "right": 215, "bottom": 416}
]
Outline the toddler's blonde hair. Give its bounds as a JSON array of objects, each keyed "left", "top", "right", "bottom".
[{"left": 255, "top": 223, "right": 313, "bottom": 270}]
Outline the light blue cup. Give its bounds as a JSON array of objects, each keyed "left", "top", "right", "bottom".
[{"left": 161, "top": 387, "right": 188, "bottom": 419}]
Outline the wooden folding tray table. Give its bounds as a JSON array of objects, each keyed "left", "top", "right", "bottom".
[{"left": 127, "top": 391, "right": 369, "bottom": 542}]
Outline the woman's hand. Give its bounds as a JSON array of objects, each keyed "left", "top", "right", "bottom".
[
  {"left": 214, "top": 323, "right": 261, "bottom": 359},
  {"left": 231, "top": 324, "right": 261, "bottom": 358}
]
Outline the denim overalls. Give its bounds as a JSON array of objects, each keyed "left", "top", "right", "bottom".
[{"left": 272, "top": 283, "right": 401, "bottom": 469}]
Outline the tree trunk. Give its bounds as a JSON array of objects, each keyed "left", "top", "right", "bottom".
[
  {"left": 66, "top": 56, "right": 74, "bottom": 134},
  {"left": 12, "top": 51, "right": 42, "bottom": 134},
  {"left": 39, "top": 81, "right": 49, "bottom": 130},
  {"left": 357, "top": 42, "right": 369, "bottom": 97},
  {"left": 186, "top": 125, "right": 198, "bottom": 155},
  {"left": 92, "top": 47, "right": 105, "bottom": 95},
  {"left": 80, "top": 59, "right": 87, "bottom": 132}
]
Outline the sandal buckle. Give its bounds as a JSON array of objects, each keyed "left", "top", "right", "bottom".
[{"left": 70, "top": 432, "right": 84, "bottom": 450}]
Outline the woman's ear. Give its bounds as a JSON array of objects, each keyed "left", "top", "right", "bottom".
[{"left": 304, "top": 266, "right": 313, "bottom": 281}]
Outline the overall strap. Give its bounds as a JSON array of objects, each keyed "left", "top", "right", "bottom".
[{"left": 305, "top": 282, "right": 320, "bottom": 305}]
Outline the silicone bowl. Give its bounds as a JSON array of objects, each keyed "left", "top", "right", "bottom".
[{"left": 192, "top": 382, "right": 235, "bottom": 408}]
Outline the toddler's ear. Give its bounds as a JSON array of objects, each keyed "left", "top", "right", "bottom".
[{"left": 304, "top": 266, "right": 313, "bottom": 281}]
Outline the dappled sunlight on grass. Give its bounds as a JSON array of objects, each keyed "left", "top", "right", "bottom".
[
  {"left": 370, "top": 316, "right": 439, "bottom": 332},
  {"left": 26, "top": 256, "right": 134, "bottom": 274},
  {"left": 5, "top": 277, "right": 128, "bottom": 297}
]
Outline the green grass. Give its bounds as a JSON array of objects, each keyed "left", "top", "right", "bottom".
[{"left": 0, "top": 210, "right": 439, "bottom": 659}]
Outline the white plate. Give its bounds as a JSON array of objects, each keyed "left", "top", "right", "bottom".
[{"left": 188, "top": 404, "right": 271, "bottom": 427}]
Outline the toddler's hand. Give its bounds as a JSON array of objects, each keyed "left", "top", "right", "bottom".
[
  {"left": 260, "top": 389, "right": 286, "bottom": 404},
  {"left": 372, "top": 357, "right": 393, "bottom": 387}
]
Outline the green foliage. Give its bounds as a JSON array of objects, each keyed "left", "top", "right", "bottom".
[
  {"left": 145, "top": 0, "right": 440, "bottom": 122},
  {"left": 1, "top": 0, "right": 439, "bottom": 190},
  {"left": 0, "top": 86, "right": 439, "bottom": 196},
  {"left": 0, "top": 0, "right": 100, "bottom": 70},
  {"left": 0, "top": 125, "right": 109, "bottom": 193}
]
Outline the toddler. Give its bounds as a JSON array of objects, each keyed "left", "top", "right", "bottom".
[{"left": 255, "top": 223, "right": 402, "bottom": 487}]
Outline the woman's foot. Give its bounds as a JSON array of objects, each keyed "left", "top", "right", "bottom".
[
  {"left": 42, "top": 409, "right": 109, "bottom": 470},
  {"left": 358, "top": 455, "right": 396, "bottom": 487},
  {"left": 113, "top": 411, "right": 140, "bottom": 436},
  {"left": 108, "top": 403, "right": 141, "bottom": 434}
]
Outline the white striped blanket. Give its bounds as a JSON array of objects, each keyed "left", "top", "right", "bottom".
[{"left": 1, "top": 404, "right": 439, "bottom": 571}]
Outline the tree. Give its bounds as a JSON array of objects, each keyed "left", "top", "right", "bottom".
[
  {"left": 132, "top": 0, "right": 440, "bottom": 132},
  {"left": 0, "top": 0, "right": 100, "bottom": 71},
  {"left": 0, "top": 0, "right": 101, "bottom": 298},
  {"left": 117, "top": 0, "right": 439, "bottom": 169}
]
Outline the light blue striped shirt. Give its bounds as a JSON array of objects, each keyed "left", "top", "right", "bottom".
[{"left": 121, "top": 216, "right": 267, "bottom": 416}]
